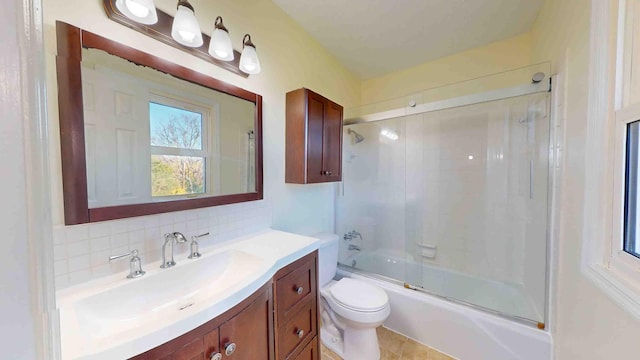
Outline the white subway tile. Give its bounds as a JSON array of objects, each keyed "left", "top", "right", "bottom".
[
  {"left": 145, "top": 227, "right": 160, "bottom": 242},
  {"left": 68, "top": 256, "right": 91, "bottom": 273},
  {"left": 187, "top": 220, "right": 199, "bottom": 232},
  {"left": 89, "top": 222, "right": 110, "bottom": 238},
  {"left": 53, "top": 244, "right": 66, "bottom": 261},
  {"left": 128, "top": 229, "right": 145, "bottom": 244},
  {"left": 66, "top": 240, "right": 90, "bottom": 257},
  {"left": 68, "top": 269, "right": 92, "bottom": 285},
  {"left": 143, "top": 215, "right": 159, "bottom": 229},
  {"left": 54, "top": 201, "right": 266, "bottom": 289},
  {"left": 174, "top": 211, "right": 187, "bottom": 223},
  {"left": 108, "top": 254, "right": 129, "bottom": 273},
  {"left": 52, "top": 227, "right": 66, "bottom": 245},
  {"left": 109, "top": 219, "right": 130, "bottom": 234},
  {"left": 129, "top": 241, "right": 145, "bottom": 255},
  {"left": 90, "top": 236, "right": 110, "bottom": 252},
  {"left": 157, "top": 212, "right": 174, "bottom": 225},
  {"left": 66, "top": 224, "right": 89, "bottom": 243},
  {"left": 110, "top": 235, "right": 128, "bottom": 249},
  {"left": 54, "top": 260, "right": 68, "bottom": 275},
  {"left": 91, "top": 265, "right": 112, "bottom": 278},
  {"left": 129, "top": 217, "right": 146, "bottom": 231},
  {"left": 91, "top": 250, "right": 110, "bottom": 268},
  {"left": 174, "top": 222, "right": 186, "bottom": 233}
]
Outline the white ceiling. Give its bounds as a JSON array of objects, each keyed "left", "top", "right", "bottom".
[{"left": 272, "top": 0, "right": 545, "bottom": 79}]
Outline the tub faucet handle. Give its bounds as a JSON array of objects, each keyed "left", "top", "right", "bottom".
[{"left": 344, "top": 230, "right": 363, "bottom": 242}]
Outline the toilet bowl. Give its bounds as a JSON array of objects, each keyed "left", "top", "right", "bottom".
[{"left": 315, "top": 233, "right": 390, "bottom": 360}]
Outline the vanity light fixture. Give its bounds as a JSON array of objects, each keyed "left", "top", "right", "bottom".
[
  {"left": 208, "top": 16, "right": 234, "bottom": 61},
  {"left": 171, "top": 0, "right": 204, "bottom": 48},
  {"left": 239, "top": 34, "right": 261, "bottom": 74},
  {"left": 115, "top": 0, "right": 158, "bottom": 24},
  {"left": 104, "top": 0, "right": 257, "bottom": 77}
]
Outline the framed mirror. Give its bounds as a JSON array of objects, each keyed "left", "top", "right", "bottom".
[{"left": 55, "top": 21, "right": 263, "bottom": 225}]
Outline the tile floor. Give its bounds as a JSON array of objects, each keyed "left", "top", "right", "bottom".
[{"left": 320, "top": 327, "right": 457, "bottom": 360}]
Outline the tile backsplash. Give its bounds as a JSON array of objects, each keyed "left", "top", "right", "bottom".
[{"left": 53, "top": 200, "right": 272, "bottom": 289}]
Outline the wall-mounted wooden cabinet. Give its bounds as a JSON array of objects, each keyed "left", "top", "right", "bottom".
[{"left": 286, "top": 88, "right": 343, "bottom": 184}]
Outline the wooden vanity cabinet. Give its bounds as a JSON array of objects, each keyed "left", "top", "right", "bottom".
[
  {"left": 286, "top": 88, "right": 343, "bottom": 184},
  {"left": 273, "top": 251, "right": 319, "bottom": 360},
  {"left": 130, "top": 282, "right": 273, "bottom": 360},
  {"left": 130, "top": 251, "right": 319, "bottom": 360}
]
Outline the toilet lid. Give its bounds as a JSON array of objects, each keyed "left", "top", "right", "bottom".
[{"left": 329, "top": 278, "right": 388, "bottom": 312}]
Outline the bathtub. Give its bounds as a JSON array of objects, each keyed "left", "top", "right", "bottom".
[{"left": 337, "top": 251, "right": 552, "bottom": 360}]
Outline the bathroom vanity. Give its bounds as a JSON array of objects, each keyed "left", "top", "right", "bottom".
[{"left": 56, "top": 230, "right": 320, "bottom": 360}]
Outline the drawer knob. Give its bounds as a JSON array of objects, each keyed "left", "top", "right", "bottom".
[
  {"left": 296, "top": 329, "right": 304, "bottom": 338},
  {"left": 210, "top": 353, "right": 222, "bottom": 360},
  {"left": 224, "top": 343, "right": 236, "bottom": 356},
  {"left": 296, "top": 286, "right": 304, "bottom": 295},
  {"left": 322, "top": 170, "right": 332, "bottom": 176}
]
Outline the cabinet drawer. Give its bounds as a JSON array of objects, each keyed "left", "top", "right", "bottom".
[
  {"left": 278, "top": 300, "right": 316, "bottom": 360},
  {"left": 292, "top": 337, "right": 318, "bottom": 360},
  {"left": 276, "top": 260, "right": 313, "bottom": 320}
]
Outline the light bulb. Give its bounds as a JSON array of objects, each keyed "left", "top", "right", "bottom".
[
  {"left": 178, "top": 30, "right": 196, "bottom": 43},
  {"left": 115, "top": 0, "right": 158, "bottom": 25},
  {"left": 125, "top": 0, "right": 149, "bottom": 18}
]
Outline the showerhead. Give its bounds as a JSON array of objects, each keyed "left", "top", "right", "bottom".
[{"left": 348, "top": 128, "right": 365, "bottom": 144}]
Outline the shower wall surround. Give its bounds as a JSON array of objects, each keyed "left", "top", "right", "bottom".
[
  {"left": 53, "top": 200, "right": 271, "bottom": 288},
  {"left": 338, "top": 90, "right": 550, "bottom": 323}
]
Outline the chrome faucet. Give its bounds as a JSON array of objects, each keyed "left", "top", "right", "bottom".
[
  {"left": 348, "top": 244, "right": 362, "bottom": 251},
  {"left": 344, "top": 230, "right": 363, "bottom": 241},
  {"left": 188, "top": 232, "right": 209, "bottom": 259},
  {"left": 109, "top": 249, "right": 145, "bottom": 279},
  {"left": 161, "top": 232, "right": 188, "bottom": 268}
]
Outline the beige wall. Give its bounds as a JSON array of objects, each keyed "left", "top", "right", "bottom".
[
  {"left": 531, "top": 0, "right": 640, "bottom": 359},
  {"left": 44, "top": 0, "right": 361, "bottom": 232},
  {"left": 361, "top": 33, "right": 533, "bottom": 105}
]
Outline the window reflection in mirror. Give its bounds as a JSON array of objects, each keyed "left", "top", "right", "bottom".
[{"left": 81, "top": 48, "right": 256, "bottom": 209}]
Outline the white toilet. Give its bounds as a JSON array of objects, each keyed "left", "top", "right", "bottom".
[{"left": 315, "top": 233, "right": 390, "bottom": 360}]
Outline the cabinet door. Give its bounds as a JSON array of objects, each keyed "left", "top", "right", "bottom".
[
  {"left": 203, "top": 328, "right": 220, "bottom": 360},
  {"left": 219, "top": 294, "right": 271, "bottom": 360},
  {"left": 292, "top": 338, "right": 318, "bottom": 360},
  {"left": 322, "top": 100, "right": 343, "bottom": 182},
  {"left": 157, "top": 338, "right": 205, "bottom": 360},
  {"left": 306, "top": 91, "right": 326, "bottom": 183}
]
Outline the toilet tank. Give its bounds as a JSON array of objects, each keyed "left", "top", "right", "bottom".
[{"left": 313, "top": 233, "right": 339, "bottom": 287}]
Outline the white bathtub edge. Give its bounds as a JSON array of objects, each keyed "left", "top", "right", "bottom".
[{"left": 337, "top": 268, "right": 552, "bottom": 360}]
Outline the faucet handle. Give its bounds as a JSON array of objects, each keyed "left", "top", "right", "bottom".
[
  {"left": 109, "top": 249, "right": 145, "bottom": 279},
  {"left": 188, "top": 232, "right": 209, "bottom": 259},
  {"left": 172, "top": 232, "right": 188, "bottom": 243}
]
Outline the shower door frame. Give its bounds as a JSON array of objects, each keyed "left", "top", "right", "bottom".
[{"left": 337, "top": 72, "right": 557, "bottom": 330}]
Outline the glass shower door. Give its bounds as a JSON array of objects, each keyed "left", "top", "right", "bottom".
[
  {"left": 336, "top": 117, "right": 407, "bottom": 281},
  {"left": 404, "top": 92, "right": 550, "bottom": 323}
]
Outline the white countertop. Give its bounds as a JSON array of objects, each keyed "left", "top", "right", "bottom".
[{"left": 57, "top": 229, "right": 320, "bottom": 360}]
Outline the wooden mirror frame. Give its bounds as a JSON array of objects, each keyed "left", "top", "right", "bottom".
[{"left": 55, "top": 21, "right": 263, "bottom": 225}]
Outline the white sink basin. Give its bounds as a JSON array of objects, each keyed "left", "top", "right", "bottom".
[
  {"left": 66, "top": 249, "right": 264, "bottom": 342},
  {"left": 57, "top": 230, "right": 320, "bottom": 360}
]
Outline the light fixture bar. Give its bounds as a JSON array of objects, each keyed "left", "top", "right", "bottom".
[{"left": 103, "top": 0, "right": 249, "bottom": 78}]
